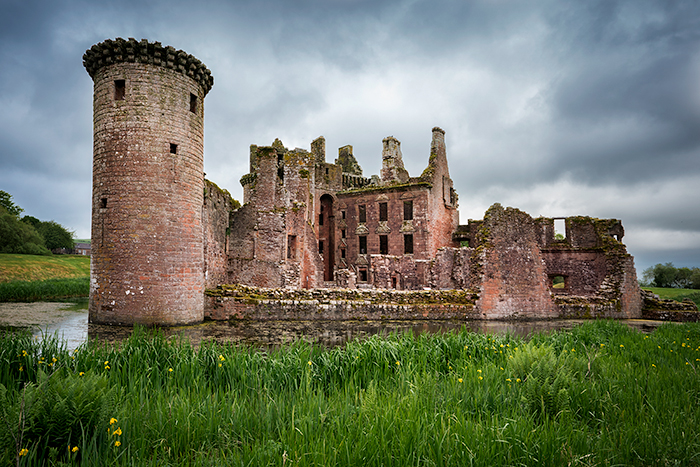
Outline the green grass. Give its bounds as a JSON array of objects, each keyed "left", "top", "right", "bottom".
[
  {"left": 1, "top": 321, "right": 699, "bottom": 466},
  {"left": 0, "top": 254, "right": 90, "bottom": 301},
  {"left": 643, "top": 287, "right": 700, "bottom": 307},
  {"left": 0, "top": 277, "right": 90, "bottom": 302},
  {"left": 0, "top": 253, "right": 90, "bottom": 283}
]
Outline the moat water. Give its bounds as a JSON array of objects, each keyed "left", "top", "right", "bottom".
[{"left": 0, "top": 300, "right": 667, "bottom": 351}]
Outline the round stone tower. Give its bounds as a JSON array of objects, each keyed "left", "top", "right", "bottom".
[{"left": 83, "top": 38, "right": 213, "bottom": 325}]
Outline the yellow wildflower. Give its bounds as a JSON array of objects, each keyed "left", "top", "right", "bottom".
[
  {"left": 652, "top": 364, "right": 656, "bottom": 368},
  {"left": 19, "top": 366, "right": 23, "bottom": 372},
  {"left": 396, "top": 361, "right": 400, "bottom": 366},
  {"left": 477, "top": 369, "right": 482, "bottom": 373},
  {"left": 516, "top": 378, "right": 521, "bottom": 383},
  {"left": 620, "top": 345, "right": 624, "bottom": 348},
  {"left": 478, "top": 376, "right": 483, "bottom": 380},
  {"left": 22, "top": 350, "right": 28, "bottom": 356},
  {"left": 458, "top": 378, "right": 463, "bottom": 383},
  {"left": 218, "top": 363, "right": 222, "bottom": 367},
  {"left": 52, "top": 357, "right": 57, "bottom": 363},
  {"left": 104, "top": 361, "right": 109, "bottom": 365},
  {"left": 308, "top": 361, "right": 312, "bottom": 366},
  {"left": 105, "top": 365, "right": 110, "bottom": 370},
  {"left": 115, "top": 441, "right": 121, "bottom": 447},
  {"left": 72, "top": 446, "right": 79, "bottom": 453},
  {"left": 218, "top": 355, "right": 225, "bottom": 361},
  {"left": 113, "top": 427, "right": 122, "bottom": 436},
  {"left": 168, "top": 368, "right": 173, "bottom": 372},
  {"left": 110, "top": 418, "right": 117, "bottom": 425},
  {"left": 19, "top": 448, "right": 29, "bottom": 457},
  {"left": 506, "top": 378, "right": 512, "bottom": 382},
  {"left": 79, "top": 372, "right": 84, "bottom": 376}
]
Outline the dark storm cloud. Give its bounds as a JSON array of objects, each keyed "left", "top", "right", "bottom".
[{"left": 1, "top": 0, "right": 699, "bottom": 271}]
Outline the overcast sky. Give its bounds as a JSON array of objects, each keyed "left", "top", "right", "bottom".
[{"left": 1, "top": 0, "right": 699, "bottom": 274}]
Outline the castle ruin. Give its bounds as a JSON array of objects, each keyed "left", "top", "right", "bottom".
[{"left": 84, "top": 38, "right": 644, "bottom": 326}]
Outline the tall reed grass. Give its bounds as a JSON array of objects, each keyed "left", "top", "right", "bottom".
[
  {"left": 1, "top": 320, "right": 699, "bottom": 466},
  {"left": 0, "top": 277, "right": 89, "bottom": 302}
]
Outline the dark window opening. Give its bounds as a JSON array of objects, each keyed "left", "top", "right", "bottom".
[
  {"left": 392, "top": 277, "right": 397, "bottom": 288},
  {"left": 552, "top": 275, "right": 566, "bottom": 289},
  {"left": 277, "top": 153, "right": 284, "bottom": 180},
  {"left": 190, "top": 93, "right": 197, "bottom": 113},
  {"left": 340, "top": 248, "right": 346, "bottom": 259},
  {"left": 319, "top": 213, "right": 324, "bottom": 226},
  {"left": 114, "top": 80, "right": 125, "bottom": 100},
  {"left": 170, "top": 143, "right": 178, "bottom": 154},
  {"left": 404, "top": 234, "right": 414, "bottom": 254},
  {"left": 341, "top": 210, "right": 346, "bottom": 220},
  {"left": 358, "top": 205, "right": 366, "bottom": 223},
  {"left": 325, "top": 167, "right": 329, "bottom": 175},
  {"left": 341, "top": 229, "right": 346, "bottom": 239},
  {"left": 287, "top": 235, "right": 297, "bottom": 259},
  {"left": 100, "top": 197, "right": 107, "bottom": 208},
  {"left": 404, "top": 200, "right": 413, "bottom": 220},
  {"left": 379, "top": 235, "right": 388, "bottom": 254},
  {"left": 318, "top": 240, "right": 324, "bottom": 254},
  {"left": 379, "top": 202, "right": 388, "bottom": 222},
  {"left": 359, "top": 235, "right": 367, "bottom": 254},
  {"left": 358, "top": 268, "right": 368, "bottom": 282}
]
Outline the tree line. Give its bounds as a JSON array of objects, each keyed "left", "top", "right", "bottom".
[
  {"left": 641, "top": 262, "right": 700, "bottom": 290},
  {"left": 0, "top": 190, "right": 74, "bottom": 255}
]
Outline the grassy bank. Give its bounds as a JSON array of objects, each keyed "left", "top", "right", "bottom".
[
  {"left": 1, "top": 321, "right": 699, "bottom": 466},
  {"left": 0, "top": 254, "right": 90, "bottom": 283},
  {"left": 643, "top": 287, "right": 700, "bottom": 306},
  {"left": 0, "top": 254, "right": 90, "bottom": 301},
  {"left": 0, "top": 277, "right": 90, "bottom": 302}
]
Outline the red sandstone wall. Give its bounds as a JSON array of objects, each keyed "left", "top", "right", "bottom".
[
  {"left": 203, "top": 180, "right": 234, "bottom": 288},
  {"left": 88, "top": 60, "right": 206, "bottom": 325}
]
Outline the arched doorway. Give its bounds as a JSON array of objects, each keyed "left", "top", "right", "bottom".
[{"left": 319, "top": 194, "right": 335, "bottom": 282}]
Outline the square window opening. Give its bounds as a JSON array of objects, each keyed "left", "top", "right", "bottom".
[
  {"left": 358, "top": 268, "right": 368, "bottom": 282},
  {"left": 170, "top": 143, "right": 178, "bottom": 154}
]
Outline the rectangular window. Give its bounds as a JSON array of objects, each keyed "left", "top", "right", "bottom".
[
  {"left": 170, "top": 143, "right": 178, "bottom": 154},
  {"left": 379, "top": 202, "right": 388, "bottom": 222},
  {"left": 340, "top": 248, "right": 346, "bottom": 259},
  {"left": 358, "top": 205, "right": 366, "bottom": 223},
  {"left": 114, "top": 80, "right": 125, "bottom": 100},
  {"left": 341, "top": 210, "right": 346, "bottom": 220},
  {"left": 319, "top": 213, "right": 324, "bottom": 226},
  {"left": 359, "top": 235, "right": 367, "bottom": 254},
  {"left": 404, "top": 234, "right": 414, "bottom": 254},
  {"left": 358, "top": 268, "right": 368, "bottom": 282},
  {"left": 287, "top": 235, "right": 296, "bottom": 259},
  {"left": 190, "top": 93, "right": 197, "bottom": 113},
  {"left": 379, "top": 235, "right": 388, "bottom": 254},
  {"left": 319, "top": 240, "right": 324, "bottom": 254},
  {"left": 404, "top": 200, "right": 413, "bottom": 220},
  {"left": 341, "top": 229, "right": 346, "bottom": 239}
]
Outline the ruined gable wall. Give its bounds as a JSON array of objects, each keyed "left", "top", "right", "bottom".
[
  {"left": 472, "top": 204, "right": 558, "bottom": 319},
  {"left": 422, "top": 128, "right": 459, "bottom": 256}
]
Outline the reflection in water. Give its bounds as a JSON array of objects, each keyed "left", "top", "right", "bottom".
[{"left": 0, "top": 301, "right": 669, "bottom": 351}]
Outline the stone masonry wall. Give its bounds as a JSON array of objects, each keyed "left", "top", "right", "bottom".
[{"left": 87, "top": 48, "right": 209, "bottom": 325}]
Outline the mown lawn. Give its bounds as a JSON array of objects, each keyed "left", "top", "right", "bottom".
[
  {"left": 1, "top": 321, "right": 699, "bottom": 466},
  {"left": 0, "top": 254, "right": 90, "bottom": 283}
]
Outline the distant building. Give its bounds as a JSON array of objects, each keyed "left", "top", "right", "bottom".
[{"left": 74, "top": 242, "right": 91, "bottom": 256}]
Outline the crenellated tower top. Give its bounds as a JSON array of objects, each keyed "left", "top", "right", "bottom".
[{"left": 83, "top": 37, "right": 214, "bottom": 96}]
